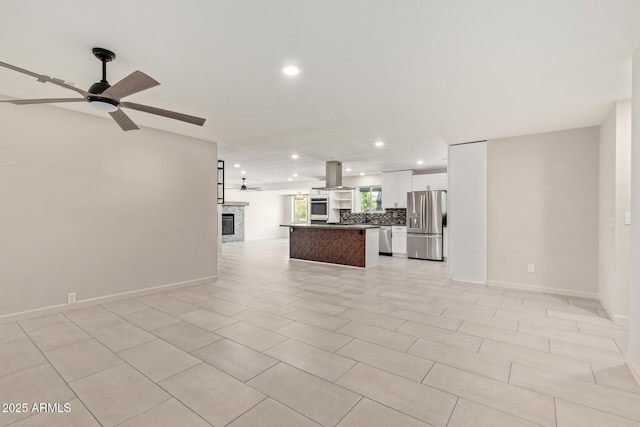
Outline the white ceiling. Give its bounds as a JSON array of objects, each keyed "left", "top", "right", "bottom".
[{"left": 1, "top": 1, "right": 640, "bottom": 186}]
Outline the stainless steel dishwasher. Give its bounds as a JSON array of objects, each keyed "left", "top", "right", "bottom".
[{"left": 379, "top": 226, "right": 392, "bottom": 255}]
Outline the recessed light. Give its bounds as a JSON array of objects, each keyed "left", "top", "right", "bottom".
[
  {"left": 233, "top": 163, "right": 240, "bottom": 168},
  {"left": 346, "top": 168, "right": 352, "bottom": 172},
  {"left": 291, "top": 154, "right": 299, "bottom": 159},
  {"left": 375, "top": 141, "right": 384, "bottom": 147},
  {"left": 360, "top": 172, "right": 365, "bottom": 176},
  {"left": 288, "top": 178, "right": 292, "bottom": 181},
  {"left": 417, "top": 160, "right": 424, "bottom": 165},
  {"left": 240, "top": 170, "right": 246, "bottom": 175},
  {"left": 283, "top": 66, "right": 300, "bottom": 76},
  {"left": 292, "top": 173, "right": 298, "bottom": 177}
]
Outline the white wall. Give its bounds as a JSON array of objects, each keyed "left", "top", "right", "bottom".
[
  {"left": 0, "top": 103, "right": 218, "bottom": 318},
  {"left": 448, "top": 141, "right": 487, "bottom": 284},
  {"left": 599, "top": 100, "right": 632, "bottom": 321},
  {"left": 629, "top": 45, "right": 640, "bottom": 380},
  {"left": 615, "top": 100, "right": 632, "bottom": 318},
  {"left": 487, "top": 127, "right": 599, "bottom": 297},
  {"left": 600, "top": 105, "right": 617, "bottom": 307},
  {"left": 224, "top": 189, "right": 287, "bottom": 241}
]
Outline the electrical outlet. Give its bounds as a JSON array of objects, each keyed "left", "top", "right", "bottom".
[
  {"left": 625, "top": 212, "right": 631, "bottom": 225},
  {"left": 67, "top": 292, "right": 77, "bottom": 304},
  {"left": 527, "top": 264, "right": 535, "bottom": 273}
]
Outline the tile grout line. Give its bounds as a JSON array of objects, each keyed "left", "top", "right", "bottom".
[
  {"left": 423, "top": 364, "right": 554, "bottom": 426},
  {"left": 444, "top": 397, "right": 461, "bottom": 427},
  {"left": 12, "top": 320, "right": 104, "bottom": 427},
  {"left": 59, "top": 303, "right": 233, "bottom": 427},
  {"left": 108, "top": 396, "right": 175, "bottom": 427},
  {"left": 214, "top": 396, "right": 267, "bottom": 427}
]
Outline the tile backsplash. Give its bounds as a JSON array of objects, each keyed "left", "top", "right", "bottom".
[{"left": 340, "top": 208, "right": 406, "bottom": 225}]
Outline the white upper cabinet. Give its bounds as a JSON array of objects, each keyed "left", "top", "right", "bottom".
[
  {"left": 382, "top": 170, "right": 414, "bottom": 209},
  {"left": 382, "top": 173, "right": 396, "bottom": 208},
  {"left": 411, "top": 173, "right": 448, "bottom": 191}
]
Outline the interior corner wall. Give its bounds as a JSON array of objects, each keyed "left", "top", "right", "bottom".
[
  {"left": 0, "top": 103, "right": 218, "bottom": 318},
  {"left": 629, "top": 45, "right": 640, "bottom": 378},
  {"left": 448, "top": 141, "right": 487, "bottom": 284},
  {"left": 487, "top": 127, "right": 599, "bottom": 296},
  {"left": 224, "top": 189, "right": 287, "bottom": 241},
  {"left": 599, "top": 100, "right": 632, "bottom": 321},
  {"left": 599, "top": 104, "right": 617, "bottom": 310}
]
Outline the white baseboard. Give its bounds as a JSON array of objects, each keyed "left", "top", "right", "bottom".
[
  {"left": 613, "top": 315, "right": 630, "bottom": 326},
  {"left": 451, "top": 275, "right": 486, "bottom": 285},
  {"left": 598, "top": 295, "right": 630, "bottom": 326},
  {"left": 626, "top": 353, "right": 640, "bottom": 387},
  {"left": 0, "top": 275, "right": 217, "bottom": 324},
  {"left": 486, "top": 280, "right": 598, "bottom": 299}
]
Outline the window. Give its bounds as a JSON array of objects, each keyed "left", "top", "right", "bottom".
[
  {"left": 292, "top": 195, "right": 308, "bottom": 223},
  {"left": 354, "top": 186, "right": 383, "bottom": 212}
]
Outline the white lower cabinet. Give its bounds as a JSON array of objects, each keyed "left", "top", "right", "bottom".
[{"left": 392, "top": 226, "right": 407, "bottom": 256}]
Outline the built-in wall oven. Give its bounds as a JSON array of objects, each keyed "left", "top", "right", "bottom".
[{"left": 309, "top": 196, "right": 329, "bottom": 222}]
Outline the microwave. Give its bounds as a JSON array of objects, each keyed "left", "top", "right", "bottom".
[{"left": 309, "top": 196, "right": 329, "bottom": 221}]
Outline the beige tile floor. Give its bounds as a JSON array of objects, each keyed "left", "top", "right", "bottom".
[{"left": 1, "top": 238, "right": 639, "bottom": 426}]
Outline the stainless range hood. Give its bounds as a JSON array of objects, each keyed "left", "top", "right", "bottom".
[{"left": 312, "top": 161, "right": 353, "bottom": 190}]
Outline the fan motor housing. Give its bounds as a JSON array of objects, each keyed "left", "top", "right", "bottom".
[{"left": 89, "top": 80, "right": 111, "bottom": 94}]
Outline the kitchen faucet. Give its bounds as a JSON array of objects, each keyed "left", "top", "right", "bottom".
[{"left": 363, "top": 209, "right": 369, "bottom": 223}]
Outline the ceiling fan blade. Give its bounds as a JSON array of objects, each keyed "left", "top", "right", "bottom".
[
  {"left": 109, "top": 109, "right": 139, "bottom": 131},
  {"left": 0, "top": 98, "right": 85, "bottom": 105},
  {"left": 0, "top": 61, "right": 88, "bottom": 97},
  {"left": 120, "top": 101, "right": 206, "bottom": 126},
  {"left": 101, "top": 71, "right": 160, "bottom": 100}
]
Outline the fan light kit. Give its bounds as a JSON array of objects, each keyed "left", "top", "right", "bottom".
[
  {"left": 0, "top": 47, "right": 206, "bottom": 131},
  {"left": 90, "top": 100, "right": 118, "bottom": 112}
]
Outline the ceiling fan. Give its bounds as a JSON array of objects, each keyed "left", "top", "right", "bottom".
[
  {"left": 0, "top": 47, "right": 206, "bottom": 131},
  {"left": 225, "top": 178, "right": 262, "bottom": 191}
]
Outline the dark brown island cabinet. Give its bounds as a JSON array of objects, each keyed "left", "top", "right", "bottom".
[{"left": 280, "top": 224, "right": 380, "bottom": 268}]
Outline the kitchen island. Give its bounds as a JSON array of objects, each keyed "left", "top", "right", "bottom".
[{"left": 280, "top": 224, "right": 380, "bottom": 268}]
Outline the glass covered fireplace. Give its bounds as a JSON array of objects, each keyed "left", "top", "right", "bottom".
[{"left": 222, "top": 213, "right": 234, "bottom": 236}]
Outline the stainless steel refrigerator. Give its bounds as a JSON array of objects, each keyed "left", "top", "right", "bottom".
[{"left": 406, "top": 190, "right": 447, "bottom": 260}]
